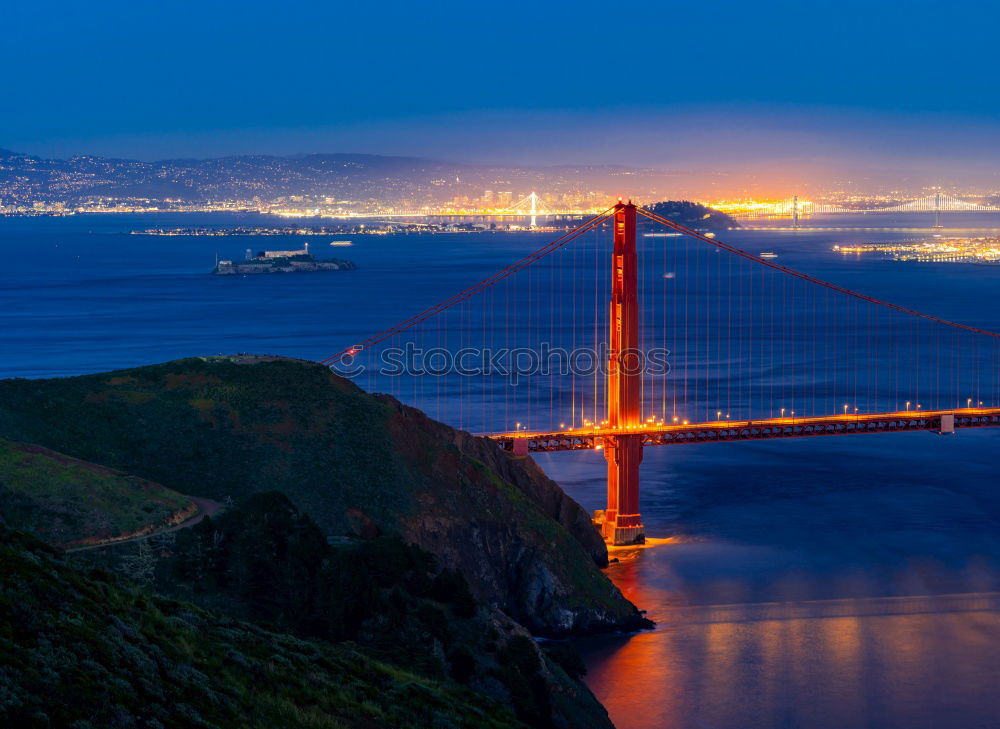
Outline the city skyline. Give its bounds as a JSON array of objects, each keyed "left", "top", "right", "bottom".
[{"left": 5, "top": 144, "right": 1000, "bottom": 218}]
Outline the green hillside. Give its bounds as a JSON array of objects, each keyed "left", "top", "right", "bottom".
[
  {"left": 0, "top": 439, "right": 193, "bottom": 547},
  {"left": 0, "top": 525, "right": 527, "bottom": 729},
  {"left": 0, "top": 356, "right": 648, "bottom": 637}
]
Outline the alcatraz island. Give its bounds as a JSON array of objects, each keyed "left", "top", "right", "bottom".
[{"left": 213, "top": 242, "right": 356, "bottom": 275}]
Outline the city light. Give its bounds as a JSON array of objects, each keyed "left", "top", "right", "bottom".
[{"left": 836, "top": 237, "right": 1000, "bottom": 263}]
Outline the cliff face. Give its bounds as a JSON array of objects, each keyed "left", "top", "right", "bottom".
[
  {"left": 0, "top": 356, "right": 647, "bottom": 637},
  {"left": 380, "top": 397, "right": 637, "bottom": 634}
]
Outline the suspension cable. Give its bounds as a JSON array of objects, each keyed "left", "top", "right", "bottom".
[
  {"left": 321, "top": 207, "right": 617, "bottom": 365},
  {"left": 638, "top": 208, "right": 1000, "bottom": 339}
]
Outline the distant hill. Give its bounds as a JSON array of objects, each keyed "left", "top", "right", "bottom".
[
  {"left": 0, "top": 438, "right": 194, "bottom": 547},
  {"left": 0, "top": 355, "right": 648, "bottom": 638},
  {"left": 0, "top": 525, "right": 530, "bottom": 729},
  {"left": 0, "top": 147, "right": 642, "bottom": 206},
  {"left": 643, "top": 200, "right": 738, "bottom": 230}
]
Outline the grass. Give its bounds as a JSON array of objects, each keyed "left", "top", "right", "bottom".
[{"left": 0, "top": 438, "right": 192, "bottom": 546}]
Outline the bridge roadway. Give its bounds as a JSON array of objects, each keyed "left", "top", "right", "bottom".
[{"left": 486, "top": 407, "right": 1000, "bottom": 453}]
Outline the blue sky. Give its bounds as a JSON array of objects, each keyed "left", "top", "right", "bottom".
[{"left": 4, "top": 0, "right": 1000, "bottom": 176}]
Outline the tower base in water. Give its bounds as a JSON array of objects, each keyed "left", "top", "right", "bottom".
[
  {"left": 593, "top": 510, "right": 646, "bottom": 546},
  {"left": 608, "top": 524, "right": 645, "bottom": 546}
]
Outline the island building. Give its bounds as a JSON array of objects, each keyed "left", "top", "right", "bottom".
[
  {"left": 215, "top": 241, "right": 354, "bottom": 275},
  {"left": 259, "top": 242, "right": 310, "bottom": 259}
]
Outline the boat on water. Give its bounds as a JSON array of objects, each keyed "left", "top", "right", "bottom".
[
  {"left": 760, "top": 251, "right": 778, "bottom": 259},
  {"left": 329, "top": 240, "right": 353, "bottom": 247}
]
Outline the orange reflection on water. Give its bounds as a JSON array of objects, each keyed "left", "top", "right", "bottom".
[{"left": 581, "top": 546, "right": 1000, "bottom": 729}]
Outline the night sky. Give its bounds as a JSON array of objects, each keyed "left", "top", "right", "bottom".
[{"left": 4, "top": 0, "right": 999, "bottom": 178}]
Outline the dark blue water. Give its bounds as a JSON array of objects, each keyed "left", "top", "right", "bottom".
[
  {"left": 0, "top": 213, "right": 548, "bottom": 378},
  {"left": 4, "top": 212, "right": 1000, "bottom": 729}
]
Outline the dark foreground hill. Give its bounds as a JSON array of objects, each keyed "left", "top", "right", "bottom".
[
  {"left": 0, "top": 356, "right": 647, "bottom": 637},
  {"left": 0, "top": 525, "right": 531, "bottom": 729}
]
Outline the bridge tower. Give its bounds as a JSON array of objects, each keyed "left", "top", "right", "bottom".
[{"left": 601, "top": 201, "right": 645, "bottom": 545}]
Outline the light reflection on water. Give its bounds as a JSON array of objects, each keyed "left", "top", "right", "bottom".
[
  {"left": 558, "top": 429, "right": 1000, "bottom": 728},
  {"left": 579, "top": 585, "right": 1000, "bottom": 729}
]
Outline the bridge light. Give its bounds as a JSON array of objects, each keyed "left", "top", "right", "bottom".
[
  {"left": 844, "top": 404, "right": 849, "bottom": 415},
  {"left": 968, "top": 398, "right": 972, "bottom": 408},
  {"left": 906, "top": 401, "right": 911, "bottom": 411},
  {"left": 673, "top": 417, "right": 679, "bottom": 423}
]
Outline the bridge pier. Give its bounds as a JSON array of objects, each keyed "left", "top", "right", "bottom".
[{"left": 601, "top": 434, "right": 645, "bottom": 544}]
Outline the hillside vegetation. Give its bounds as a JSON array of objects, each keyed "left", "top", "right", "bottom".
[
  {"left": 104, "top": 491, "right": 613, "bottom": 729},
  {"left": 0, "top": 438, "right": 193, "bottom": 547},
  {"left": 0, "top": 525, "right": 529, "bottom": 729},
  {"left": 0, "top": 356, "right": 648, "bottom": 637}
]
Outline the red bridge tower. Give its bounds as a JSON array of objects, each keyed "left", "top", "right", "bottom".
[{"left": 600, "top": 201, "right": 645, "bottom": 545}]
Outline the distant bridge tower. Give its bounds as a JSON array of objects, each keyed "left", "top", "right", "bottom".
[
  {"left": 528, "top": 191, "right": 539, "bottom": 217},
  {"left": 500, "top": 191, "right": 543, "bottom": 227},
  {"left": 934, "top": 190, "right": 942, "bottom": 228},
  {"left": 601, "top": 201, "right": 645, "bottom": 545},
  {"left": 793, "top": 195, "right": 799, "bottom": 228}
]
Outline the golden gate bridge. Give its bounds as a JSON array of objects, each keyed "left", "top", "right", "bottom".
[{"left": 323, "top": 202, "right": 1000, "bottom": 545}]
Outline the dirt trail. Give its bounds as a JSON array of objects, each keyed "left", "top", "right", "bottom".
[{"left": 65, "top": 496, "right": 224, "bottom": 553}]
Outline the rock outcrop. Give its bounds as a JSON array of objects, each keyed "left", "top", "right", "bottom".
[{"left": 380, "top": 396, "right": 644, "bottom": 635}]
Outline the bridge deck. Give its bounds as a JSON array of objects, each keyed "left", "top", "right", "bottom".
[{"left": 485, "top": 408, "right": 1000, "bottom": 452}]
